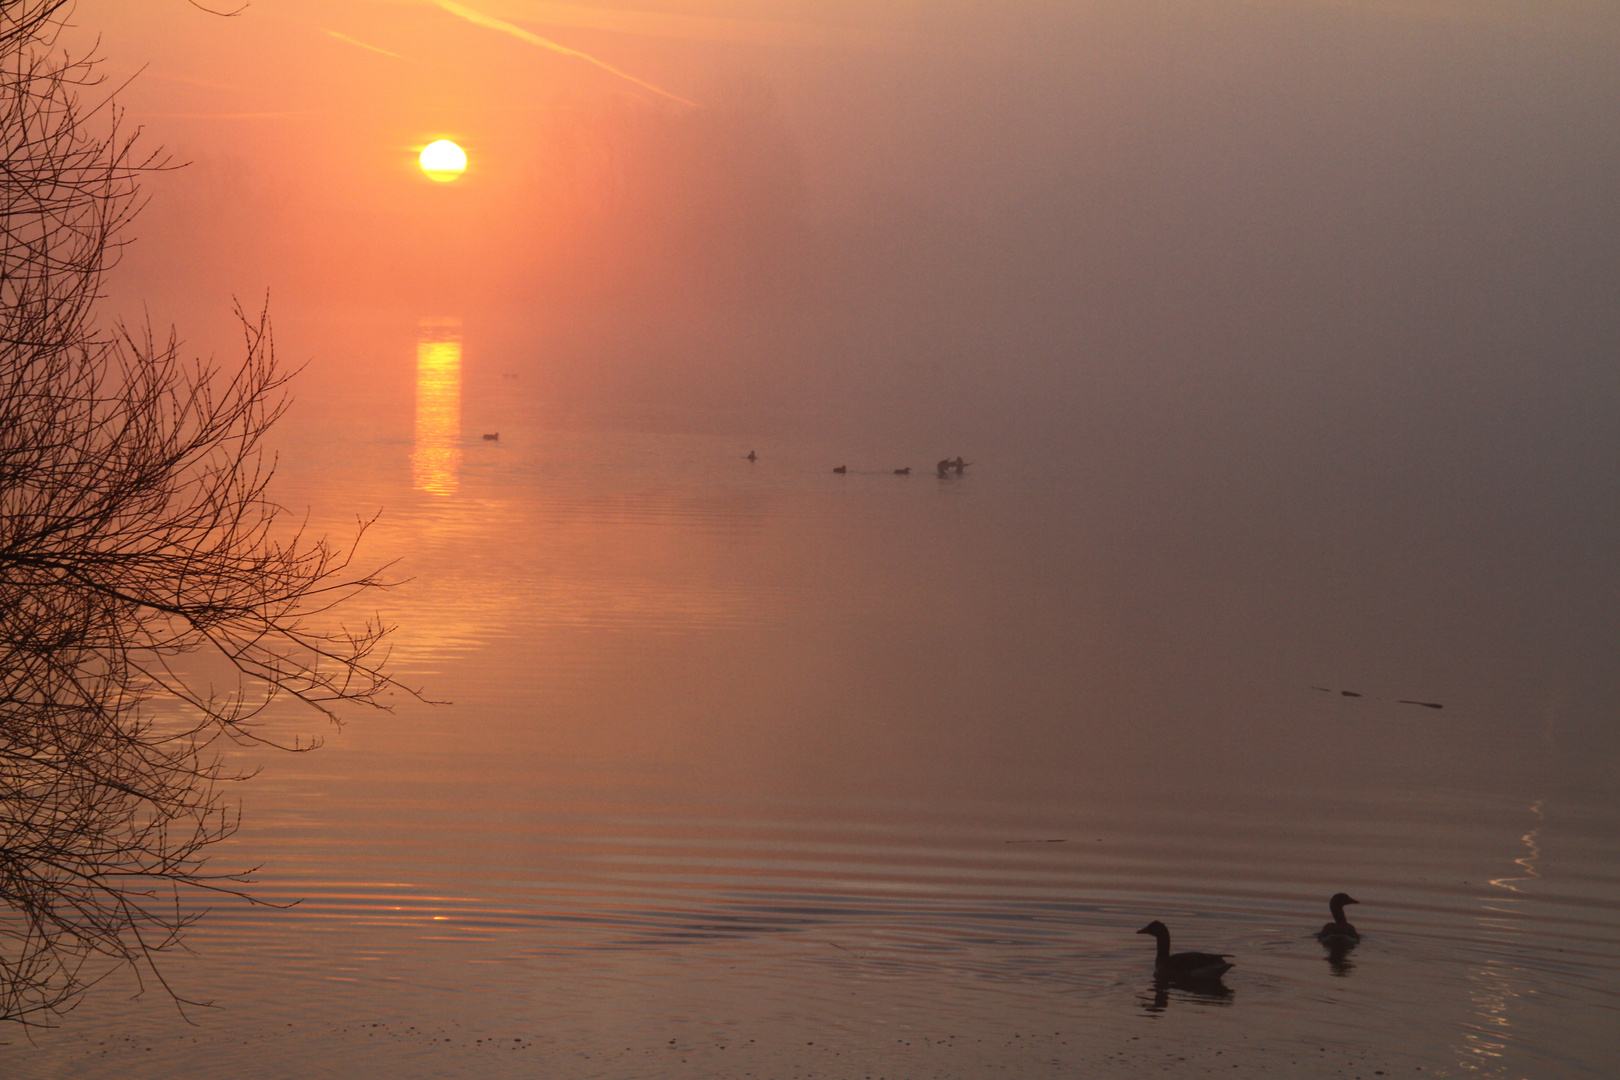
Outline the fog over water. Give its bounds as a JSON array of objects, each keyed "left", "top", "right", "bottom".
[
  {"left": 100, "top": 0, "right": 1620, "bottom": 608},
  {"left": 5, "top": 1, "right": 1616, "bottom": 1076}
]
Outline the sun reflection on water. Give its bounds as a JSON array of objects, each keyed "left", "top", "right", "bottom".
[
  {"left": 1456, "top": 800, "right": 1550, "bottom": 1074},
  {"left": 412, "top": 318, "right": 463, "bottom": 495},
  {"left": 1488, "top": 799, "right": 1545, "bottom": 893}
]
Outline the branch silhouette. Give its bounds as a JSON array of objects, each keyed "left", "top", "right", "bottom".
[{"left": 0, "top": 0, "right": 407, "bottom": 1025}]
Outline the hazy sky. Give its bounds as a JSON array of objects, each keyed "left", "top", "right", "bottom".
[{"left": 75, "top": 0, "right": 1620, "bottom": 482}]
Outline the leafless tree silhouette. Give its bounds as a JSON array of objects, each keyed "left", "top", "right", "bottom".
[{"left": 1, "top": 0, "right": 401, "bottom": 1025}]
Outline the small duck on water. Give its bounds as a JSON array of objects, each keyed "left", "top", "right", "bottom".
[
  {"left": 1317, "top": 893, "right": 1361, "bottom": 943},
  {"left": 1136, "top": 921, "right": 1234, "bottom": 980}
]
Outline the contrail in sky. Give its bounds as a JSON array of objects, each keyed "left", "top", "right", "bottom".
[
  {"left": 324, "top": 29, "right": 407, "bottom": 60},
  {"left": 434, "top": 1, "right": 696, "bottom": 107}
]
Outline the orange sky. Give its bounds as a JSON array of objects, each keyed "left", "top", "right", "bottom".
[{"left": 69, "top": 1, "right": 1620, "bottom": 434}]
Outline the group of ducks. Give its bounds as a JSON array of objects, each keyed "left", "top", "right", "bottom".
[
  {"left": 1139, "top": 893, "right": 1361, "bottom": 982},
  {"left": 827, "top": 458, "right": 972, "bottom": 476},
  {"left": 743, "top": 453, "right": 973, "bottom": 479}
]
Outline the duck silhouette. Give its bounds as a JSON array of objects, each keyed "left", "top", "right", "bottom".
[
  {"left": 833, "top": 465, "right": 847, "bottom": 473},
  {"left": 894, "top": 467, "right": 910, "bottom": 475},
  {"left": 745, "top": 450, "right": 757, "bottom": 462},
  {"left": 1317, "top": 893, "right": 1360, "bottom": 943},
  {"left": 1136, "top": 921, "right": 1233, "bottom": 980}
]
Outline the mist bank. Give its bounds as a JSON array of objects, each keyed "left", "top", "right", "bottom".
[
  {"left": 101, "top": 2, "right": 1615, "bottom": 434},
  {"left": 92, "top": 2, "right": 1619, "bottom": 619}
]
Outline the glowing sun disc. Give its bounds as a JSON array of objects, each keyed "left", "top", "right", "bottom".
[{"left": 419, "top": 139, "right": 467, "bottom": 182}]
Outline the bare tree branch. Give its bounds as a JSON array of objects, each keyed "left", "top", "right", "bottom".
[
  {"left": 186, "top": 1, "right": 248, "bottom": 16},
  {"left": 0, "top": 0, "right": 405, "bottom": 1025}
]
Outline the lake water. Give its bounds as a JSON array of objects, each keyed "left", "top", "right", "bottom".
[{"left": 3, "top": 316, "right": 1617, "bottom": 1078}]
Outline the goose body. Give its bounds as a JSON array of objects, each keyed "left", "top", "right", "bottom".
[
  {"left": 1136, "top": 920, "right": 1233, "bottom": 980},
  {"left": 1317, "top": 893, "right": 1360, "bottom": 942},
  {"left": 833, "top": 465, "right": 847, "bottom": 474}
]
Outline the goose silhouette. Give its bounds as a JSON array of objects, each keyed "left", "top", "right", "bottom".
[
  {"left": 1317, "top": 893, "right": 1360, "bottom": 943},
  {"left": 1136, "top": 921, "right": 1233, "bottom": 980}
]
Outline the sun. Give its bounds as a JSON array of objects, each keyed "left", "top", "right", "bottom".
[{"left": 419, "top": 139, "right": 467, "bottom": 182}]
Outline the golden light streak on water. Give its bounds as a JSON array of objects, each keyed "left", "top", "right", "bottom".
[
  {"left": 1489, "top": 799, "right": 1545, "bottom": 893},
  {"left": 411, "top": 319, "right": 463, "bottom": 495},
  {"left": 1458, "top": 800, "right": 1551, "bottom": 1074}
]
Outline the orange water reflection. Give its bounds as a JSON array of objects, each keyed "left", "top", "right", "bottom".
[{"left": 411, "top": 319, "right": 463, "bottom": 494}]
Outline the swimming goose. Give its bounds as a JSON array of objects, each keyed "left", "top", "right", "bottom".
[
  {"left": 1136, "top": 921, "right": 1233, "bottom": 980},
  {"left": 1317, "top": 893, "right": 1360, "bottom": 942}
]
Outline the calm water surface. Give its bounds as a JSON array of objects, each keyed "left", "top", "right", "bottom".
[{"left": 4, "top": 320, "right": 1617, "bottom": 1078}]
